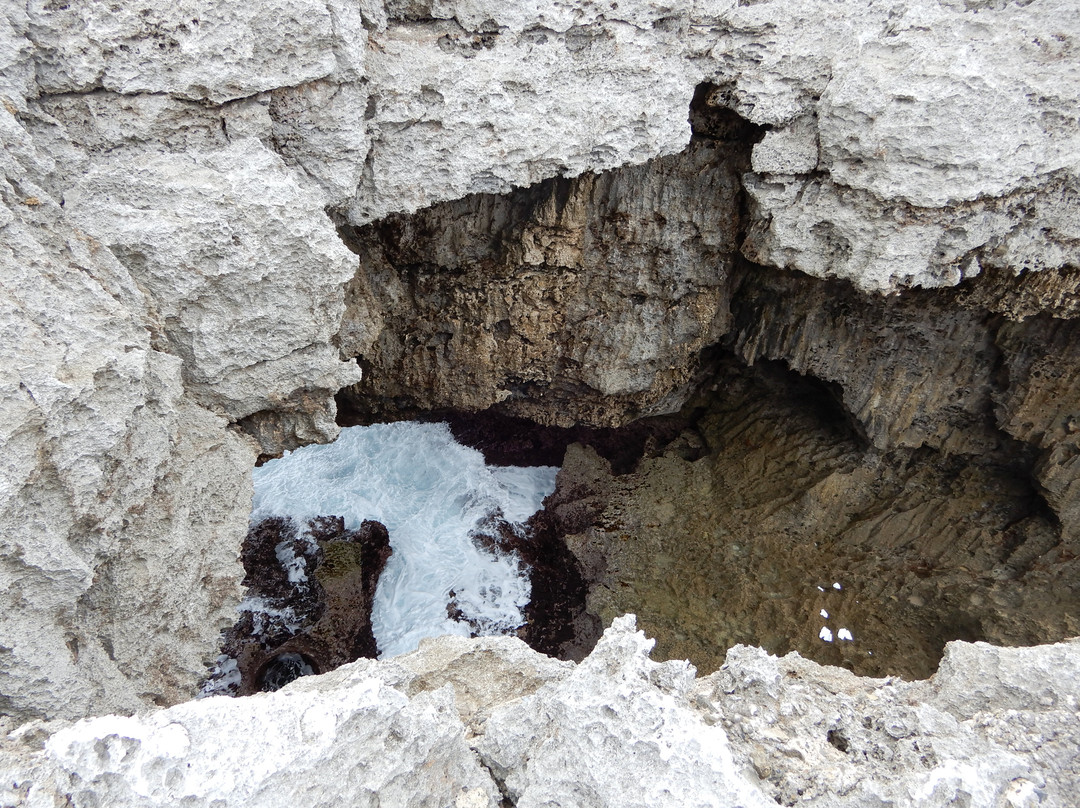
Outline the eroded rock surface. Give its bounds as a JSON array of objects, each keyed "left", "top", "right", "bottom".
[
  {"left": 0, "top": 105, "right": 257, "bottom": 721},
  {"left": 552, "top": 356, "right": 1080, "bottom": 680},
  {"left": 2, "top": 0, "right": 1079, "bottom": 744},
  {"left": 338, "top": 98, "right": 758, "bottom": 427},
  {"left": 3, "top": 617, "right": 1078, "bottom": 807}
]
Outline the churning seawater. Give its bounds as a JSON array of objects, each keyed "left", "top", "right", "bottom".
[{"left": 249, "top": 422, "right": 559, "bottom": 658}]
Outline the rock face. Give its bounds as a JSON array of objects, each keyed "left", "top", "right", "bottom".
[
  {"left": 2, "top": 0, "right": 1080, "bottom": 770},
  {"left": 550, "top": 355, "right": 1080, "bottom": 680},
  {"left": 0, "top": 110, "right": 258, "bottom": 720},
  {"left": 337, "top": 98, "right": 758, "bottom": 427},
  {"left": 2, "top": 1, "right": 362, "bottom": 718},
  {"left": 4, "top": 617, "right": 1079, "bottom": 807}
]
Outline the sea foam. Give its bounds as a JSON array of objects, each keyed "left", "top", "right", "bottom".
[{"left": 250, "top": 422, "right": 559, "bottom": 658}]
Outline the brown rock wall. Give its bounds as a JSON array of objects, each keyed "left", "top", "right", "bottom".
[
  {"left": 554, "top": 360, "right": 1080, "bottom": 680},
  {"left": 337, "top": 101, "right": 761, "bottom": 427}
]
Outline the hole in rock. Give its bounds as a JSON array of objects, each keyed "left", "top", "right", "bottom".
[
  {"left": 201, "top": 421, "right": 563, "bottom": 696},
  {"left": 826, "top": 729, "right": 850, "bottom": 754},
  {"left": 258, "top": 653, "right": 317, "bottom": 692},
  {"left": 203, "top": 81, "right": 1080, "bottom": 693}
]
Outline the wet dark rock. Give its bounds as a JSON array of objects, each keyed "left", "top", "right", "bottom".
[
  {"left": 465, "top": 510, "right": 597, "bottom": 662},
  {"left": 211, "top": 516, "right": 392, "bottom": 695}
]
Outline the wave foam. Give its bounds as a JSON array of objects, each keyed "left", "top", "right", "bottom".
[{"left": 250, "top": 422, "right": 559, "bottom": 658}]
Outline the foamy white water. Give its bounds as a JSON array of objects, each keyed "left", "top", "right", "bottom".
[{"left": 250, "top": 422, "right": 559, "bottom": 658}]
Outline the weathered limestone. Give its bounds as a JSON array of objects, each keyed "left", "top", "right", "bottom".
[
  {"left": 4, "top": 618, "right": 1078, "bottom": 807},
  {"left": 477, "top": 617, "right": 773, "bottom": 808},
  {"left": 24, "top": 0, "right": 340, "bottom": 102},
  {"left": 702, "top": 632, "right": 1080, "bottom": 807},
  {"left": 61, "top": 137, "right": 361, "bottom": 445},
  {"left": 1, "top": 2, "right": 360, "bottom": 718},
  {"left": 1, "top": 0, "right": 1079, "bottom": 755},
  {"left": 0, "top": 107, "right": 257, "bottom": 720}
]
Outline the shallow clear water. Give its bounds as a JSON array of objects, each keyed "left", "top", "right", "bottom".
[{"left": 250, "top": 422, "right": 559, "bottom": 658}]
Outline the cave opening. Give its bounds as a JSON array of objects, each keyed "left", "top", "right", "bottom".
[{"left": 202, "top": 83, "right": 1080, "bottom": 697}]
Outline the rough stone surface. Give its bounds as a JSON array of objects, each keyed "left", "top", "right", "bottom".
[
  {"left": 0, "top": 105, "right": 257, "bottom": 721},
  {"left": 1, "top": 0, "right": 362, "bottom": 719},
  {"left": 3, "top": 670, "right": 499, "bottom": 808},
  {"left": 2, "top": 0, "right": 1080, "bottom": 756},
  {"left": 699, "top": 634, "right": 1080, "bottom": 807},
  {"left": 61, "top": 136, "right": 361, "bottom": 443},
  {"left": 24, "top": 0, "right": 340, "bottom": 102},
  {"left": 4, "top": 618, "right": 1079, "bottom": 807},
  {"left": 553, "top": 358, "right": 1080, "bottom": 681},
  {"left": 211, "top": 515, "right": 392, "bottom": 696},
  {"left": 338, "top": 102, "right": 757, "bottom": 427},
  {"left": 477, "top": 616, "right": 772, "bottom": 808},
  {"left": 4, "top": 0, "right": 1078, "bottom": 289}
]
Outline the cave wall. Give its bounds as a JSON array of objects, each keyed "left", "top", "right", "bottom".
[
  {"left": 1, "top": 0, "right": 1078, "bottom": 724},
  {"left": 337, "top": 99, "right": 759, "bottom": 426}
]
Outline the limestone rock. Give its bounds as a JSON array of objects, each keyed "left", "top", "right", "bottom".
[
  {"left": 478, "top": 615, "right": 772, "bottom": 808},
  {"left": 10, "top": 675, "right": 499, "bottom": 807},
  {"left": 720, "top": 0, "right": 1080, "bottom": 290},
  {"left": 750, "top": 115, "right": 818, "bottom": 175},
  {"left": 349, "top": 12, "right": 697, "bottom": 223},
  {"left": 338, "top": 105, "right": 756, "bottom": 427},
  {"left": 553, "top": 359, "right": 1080, "bottom": 681},
  {"left": 62, "top": 136, "right": 361, "bottom": 445},
  {"left": 729, "top": 265, "right": 1002, "bottom": 453},
  {"left": 25, "top": 0, "right": 339, "bottom": 102},
  {"left": 15, "top": 0, "right": 1076, "bottom": 295},
  {"left": 3, "top": 0, "right": 1080, "bottom": 735},
  {"left": 0, "top": 107, "right": 256, "bottom": 721},
  {"left": 814, "top": 0, "right": 1080, "bottom": 209},
  {"left": 700, "top": 638, "right": 1077, "bottom": 807},
  {"left": 7, "top": 619, "right": 1078, "bottom": 808},
  {"left": 392, "top": 632, "right": 573, "bottom": 735}
]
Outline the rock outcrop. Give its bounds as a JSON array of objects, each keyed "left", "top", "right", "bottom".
[
  {"left": 3, "top": 617, "right": 1078, "bottom": 807},
  {"left": 0, "top": 113, "right": 258, "bottom": 720},
  {"left": 2, "top": 0, "right": 1080, "bottom": 783}
]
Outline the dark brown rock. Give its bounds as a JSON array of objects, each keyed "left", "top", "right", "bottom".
[
  {"left": 336, "top": 106, "right": 762, "bottom": 428},
  {"left": 549, "top": 358, "right": 1080, "bottom": 680},
  {"left": 215, "top": 516, "right": 392, "bottom": 695}
]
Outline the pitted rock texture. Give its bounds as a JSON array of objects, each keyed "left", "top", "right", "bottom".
[
  {"left": 5, "top": 0, "right": 1079, "bottom": 288},
  {"left": 0, "top": 110, "right": 257, "bottom": 721},
  {"left": 3, "top": 617, "right": 1079, "bottom": 807},
  {"left": 551, "top": 358, "right": 1080, "bottom": 681},
  {"left": 61, "top": 137, "right": 361, "bottom": 440}
]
